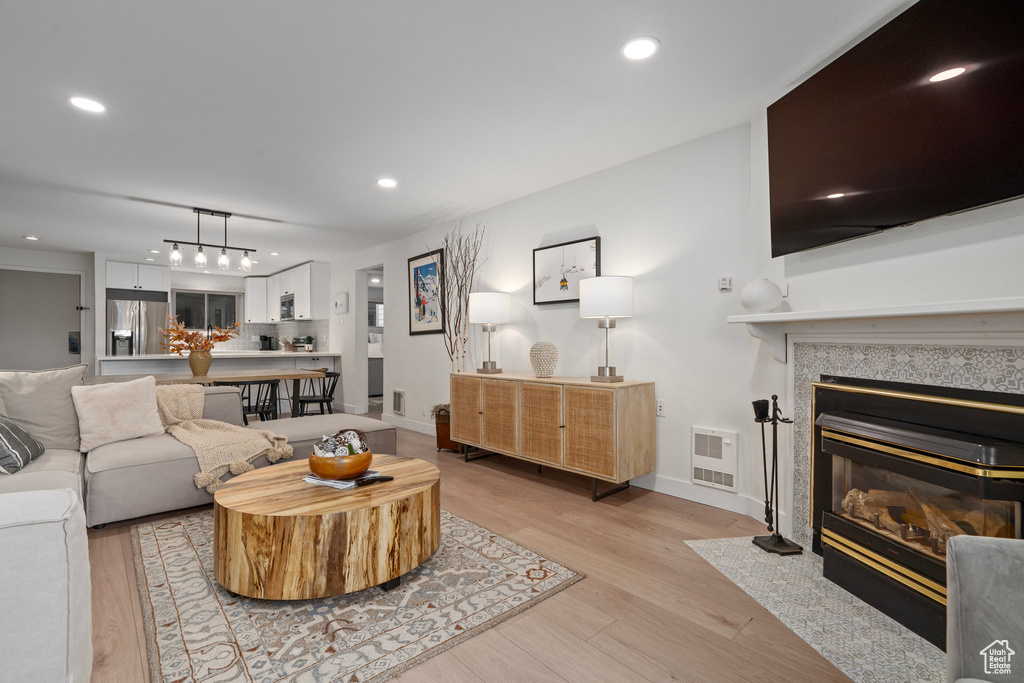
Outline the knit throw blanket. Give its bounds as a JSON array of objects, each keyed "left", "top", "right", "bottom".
[{"left": 155, "top": 384, "right": 292, "bottom": 493}]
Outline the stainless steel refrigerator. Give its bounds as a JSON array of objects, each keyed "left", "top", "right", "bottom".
[{"left": 106, "top": 290, "right": 170, "bottom": 356}]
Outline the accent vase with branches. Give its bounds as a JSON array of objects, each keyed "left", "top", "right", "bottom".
[
  {"left": 436, "top": 222, "right": 486, "bottom": 372},
  {"left": 160, "top": 315, "right": 241, "bottom": 376}
]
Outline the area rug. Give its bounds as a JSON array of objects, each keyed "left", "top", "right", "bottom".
[
  {"left": 132, "top": 509, "right": 583, "bottom": 682},
  {"left": 686, "top": 537, "right": 945, "bottom": 683}
]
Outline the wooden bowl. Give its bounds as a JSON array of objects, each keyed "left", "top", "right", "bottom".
[{"left": 308, "top": 449, "right": 373, "bottom": 480}]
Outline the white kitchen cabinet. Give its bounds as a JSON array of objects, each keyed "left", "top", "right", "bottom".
[
  {"left": 244, "top": 277, "right": 268, "bottom": 323},
  {"left": 106, "top": 261, "right": 170, "bottom": 292},
  {"left": 266, "top": 274, "right": 282, "bottom": 322},
  {"left": 293, "top": 264, "right": 312, "bottom": 319},
  {"left": 255, "top": 262, "right": 330, "bottom": 322}
]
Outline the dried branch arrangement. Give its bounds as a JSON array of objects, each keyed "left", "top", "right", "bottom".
[
  {"left": 438, "top": 222, "right": 486, "bottom": 372},
  {"left": 160, "top": 315, "right": 241, "bottom": 355}
]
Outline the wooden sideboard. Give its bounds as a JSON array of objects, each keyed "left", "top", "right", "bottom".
[{"left": 450, "top": 373, "right": 655, "bottom": 499}]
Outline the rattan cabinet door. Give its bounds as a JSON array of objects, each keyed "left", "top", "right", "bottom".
[
  {"left": 563, "top": 386, "right": 615, "bottom": 478},
  {"left": 520, "top": 382, "right": 563, "bottom": 465},
  {"left": 481, "top": 379, "right": 518, "bottom": 455},
  {"left": 450, "top": 375, "right": 482, "bottom": 445}
]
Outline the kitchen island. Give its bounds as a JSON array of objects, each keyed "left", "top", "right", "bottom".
[
  {"left": 96, "top": 350, "right": 340, "bottom": 376},
  {"left": 96, "top": 351, "right": 341, "bottom": 413}
]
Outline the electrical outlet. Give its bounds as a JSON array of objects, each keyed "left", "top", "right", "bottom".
[
  {"left": 422, "top": 404, "right": 427, "bottom": 416},
  {"left": 781, "top": 283, "right": 790, "bottom": 298},
  {"left": 251, "top": 335, "right": 259, "bottom": 342},
  {"left": 656, "top": 400, "right": 666, "bottom": 417},
  {"left": 718, "top": 276, "right": 732, "bottom": 292}
]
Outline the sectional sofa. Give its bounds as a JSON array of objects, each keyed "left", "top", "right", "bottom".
[{"left": 0, "top": 376, "right": 397, "bottom": 682}]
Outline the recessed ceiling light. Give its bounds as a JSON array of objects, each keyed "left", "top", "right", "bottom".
[
  {"left": 371, "top": 278, "right": 381, "bottom": 284},
  {"left": 252, "top": 260, "right": 259, "bottom": 264},
  {"left": 270, "top": 252, "right": 279, "bottom": 256},
  {"left": 145, "top": 257, "right": 155, "bottom": 261},
  {"left": 377, "top": 178, "right": 398, "bottom": 189},
  {"left": 929, "top": 67, "right": 966, "bottom": 83},
  {"left": 149, "top": 249, "right": 160, "bottom": 254},
  {"left": 827, "top": 193, "right": 846, "bottom": 199},
  {"left": 22, "top": 235, "right": 39, "bottom": 241},
  {"left": 622, "top": 37, "right": 659, "bottom": 60},
  {"left": 69, "top": 96, "right": 106, "bottom": 113},
  {"left": 203, "top": 270, "right": 210, "bottom": 274}
]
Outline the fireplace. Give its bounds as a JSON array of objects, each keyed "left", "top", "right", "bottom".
[{"left": 810, "top": 376, "right": 1024, "bottom": 648}]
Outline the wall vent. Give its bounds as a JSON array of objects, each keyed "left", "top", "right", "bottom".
[
  {"left": 392, "top": 389, "right": 406, "bottom": 416},
  {"left": 692, "top": 427, "right": 738, "bottom": 493}
]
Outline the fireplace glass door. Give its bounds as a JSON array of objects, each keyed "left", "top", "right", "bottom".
[{"left": 832, "top": 455, "right": 1021, "bottom": 558}]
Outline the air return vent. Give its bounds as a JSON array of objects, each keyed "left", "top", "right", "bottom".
[
  {"left": 692, "top": 427, "right": 737, "bottom": 492},
  {"left": 392, "top": 389, "right": 405, "bottom": 416}
]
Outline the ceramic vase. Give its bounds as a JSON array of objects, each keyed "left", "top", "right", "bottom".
[
  {"left": 739, "top": 279, "right": 783, "bottom": 313},
  {"left": 529, "top": 342, "right": 558, "bottom": 378},
  {"left": 188, "top": 349, "right": 212, "bottom": 376}
]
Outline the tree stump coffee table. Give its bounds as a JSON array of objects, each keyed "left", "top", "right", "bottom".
[{"left": 213, "top": 454, "right": 440, "bottom": 600}]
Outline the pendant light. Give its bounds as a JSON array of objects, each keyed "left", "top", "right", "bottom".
[
  {"left": 217, "top": 214, "right": 230, "bottom": 269},
  {"left": 165, "top": 207, "right": 258, "bottom": 270}
]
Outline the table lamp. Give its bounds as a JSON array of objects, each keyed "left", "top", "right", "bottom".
[
  {"left": 468, "top": 292, "right": 511, "bottom": 374},
  {"left": 579, "top": 276, "right": 633, "bottom": 382}
]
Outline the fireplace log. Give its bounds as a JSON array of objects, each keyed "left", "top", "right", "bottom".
[
  {"left": 909, "top": 489, "right": 964, "bottom": 553},
  {"left": 841, "top": 489, "right": 903, "bottom": 534}
]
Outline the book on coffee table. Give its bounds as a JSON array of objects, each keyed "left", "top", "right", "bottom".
[{"left": 303, "top": 471, "right": 385, "bottom": 491}]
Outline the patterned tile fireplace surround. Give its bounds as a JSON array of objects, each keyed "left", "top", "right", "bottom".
[{"left": 787, "top": 338, "right": 1024, "bottom": 548}]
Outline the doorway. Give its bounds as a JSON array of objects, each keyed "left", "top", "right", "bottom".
[
  {"left": 0, "top": 269, "right": 83, "bottom": 370},
  {"left": 366, "top": 267, "right": 384, "bottom": 418}
]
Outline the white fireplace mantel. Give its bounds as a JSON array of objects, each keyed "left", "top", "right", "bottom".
[{"left": 726, "top": 296, "right": 1024, "bottom": 362}]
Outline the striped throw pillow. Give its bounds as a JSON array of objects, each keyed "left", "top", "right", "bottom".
[{"left": 0, "top": 414, "right": 46, "bottom": 474}]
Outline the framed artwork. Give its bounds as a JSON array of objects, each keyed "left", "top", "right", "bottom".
[
  {"left": 408, "top": 249, "right": 445, "bottom": 335},
  {"left": 532, "top": 236, "right": 601, "bottom": 305}
]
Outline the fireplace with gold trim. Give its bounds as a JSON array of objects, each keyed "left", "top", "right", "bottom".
[{"left": 811, "top": 377, "right": 1024, "bottom": 649}]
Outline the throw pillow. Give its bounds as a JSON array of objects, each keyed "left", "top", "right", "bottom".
[
  {"left": 0, "top": 364, "right": 88, "bottom": 451},
  {"left": 71, "top": 376, "right": 165, "bottom": 453},
  {"left": 0, "top": 414, "right": 46, "bottom": 474}
]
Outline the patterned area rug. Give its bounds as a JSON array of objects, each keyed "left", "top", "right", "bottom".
[
  {"left": 133, "top": 509, "right": 582, "bottom": 682},
  {"left": 686, "top": 537, "right": 945, "bottom": 683}
]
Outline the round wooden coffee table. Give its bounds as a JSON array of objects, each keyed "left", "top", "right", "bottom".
[{"left": 213, "top": 454, "right": 440, "bottom": 600}]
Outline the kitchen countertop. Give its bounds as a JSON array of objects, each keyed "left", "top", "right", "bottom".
[{"left": 96, "top": 351, "right": 340, "bottom": 361}]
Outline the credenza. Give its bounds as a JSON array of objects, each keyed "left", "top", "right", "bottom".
[{"left": 449, "top": 373, "right": 655, "bottom": 500}]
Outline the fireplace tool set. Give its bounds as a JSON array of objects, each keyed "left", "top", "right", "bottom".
[{"left": 752, "top": 395, "right": 803, "bottom": 555}]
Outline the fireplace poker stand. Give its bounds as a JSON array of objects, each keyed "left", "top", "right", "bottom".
[{"left": 752, "top": 395, "right": 803, "bottom": 555}]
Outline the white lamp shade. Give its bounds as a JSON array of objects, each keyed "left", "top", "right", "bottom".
[
  {"left": 468, "top": 292, "right": 511, "bottom": 324},
  {"left": 579, "top": 276, "right": 634, "bottom": 318}
]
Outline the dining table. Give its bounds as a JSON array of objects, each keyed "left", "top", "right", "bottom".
[{"left": 88, "top": 368, "right": 327, "bottom": 418}]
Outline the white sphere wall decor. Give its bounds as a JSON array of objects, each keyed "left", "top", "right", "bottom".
[
  {"left": 529, "top": 342, "right": 558, "bottom": 378},
  {"left": 739, "top": 279, "right": 784, "bottom": 313}
]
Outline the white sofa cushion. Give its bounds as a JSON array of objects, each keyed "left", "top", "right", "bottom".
[
  {"left": 71, "top": 375, "right": 164, "bottom": 452},
  {"left": 0, "top": 364, "right": 87, "bottom": 451}
]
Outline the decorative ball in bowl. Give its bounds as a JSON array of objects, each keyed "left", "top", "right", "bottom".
[{"left": 309, "top": 429, "right": 372, "bottom": 480}]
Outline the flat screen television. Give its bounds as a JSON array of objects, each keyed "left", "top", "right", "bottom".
[{"left": 768, "top": 0, "right": 1024, "bottom": 257}]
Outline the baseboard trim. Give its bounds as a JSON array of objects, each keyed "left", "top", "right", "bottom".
[
  {"left": 381, "top": 414, "right": 435, "bottom": 436},
  {"left": 636, "top": 474, "right": 788, "bottom": 533}
]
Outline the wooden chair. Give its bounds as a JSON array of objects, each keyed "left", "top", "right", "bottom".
[
  {"left": 297, "top": 371, "right": 340, "bottom": 416},
  {"left": 214, "top": 380, "right": 279, "bottom": 424}
]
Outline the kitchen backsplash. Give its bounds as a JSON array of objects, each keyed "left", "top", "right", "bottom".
[{"left": 215, "top": 319, "right": 330, "bottom": 351}]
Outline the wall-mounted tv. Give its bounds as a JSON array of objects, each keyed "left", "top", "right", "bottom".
[{"left": 768, "top": 0, "right": 1024, "bottom": 257}]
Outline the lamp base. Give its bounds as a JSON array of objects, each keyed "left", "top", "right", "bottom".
[
  {"left": 477, "top": 361, "right": 502, "bottom": 374},
  {"left": 591, "top": 366, "right": 623, "bottom": 383}
]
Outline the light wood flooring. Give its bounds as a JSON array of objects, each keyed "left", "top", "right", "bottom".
[{"left": 89, "top": 426, "right": 851, "bottom": 682}]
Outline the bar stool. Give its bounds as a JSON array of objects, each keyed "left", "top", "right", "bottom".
[
  {"left": 297, "top": 371, "right": 340, "bottom": 416},
  {"left": 214, "top": 380, "right": 279, "bottom": 425}
]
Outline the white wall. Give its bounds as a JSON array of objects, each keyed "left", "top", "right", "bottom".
[
  {"left": 331, "top": 116, "right": 1024, "bottom": 522},
  {"left": 331, "top": 124, "right": 771, "bottom": 512},
  {"left": 1, "top": 246, "right": 96, "bottom": 373}
]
